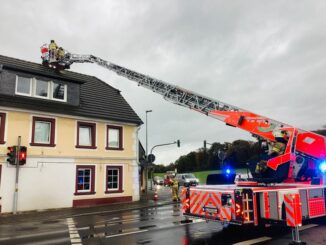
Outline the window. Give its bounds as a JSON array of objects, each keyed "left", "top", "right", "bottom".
[
  {"left": 75, "top": 165, "right": 95, "bottom": 195},
  {"left": 76, "top": 122, "right": 96, "bottom": 149},
  {"left": 16, "top": 76, "right": 32, "bottom": 95},
  {"left": 35, "top": 79, "right": 49, "bottom": 98},
  {"left": 106, "top": 125, "right": 123, "bottom": 150},
  {"left": 52, "top": 81, "right": 66, "bottom": 101},
  {"left": 15, "top": 76, "right": 67, "bottom": 102},
  {"left": 105, "top": 166, "right": 123, "bottom": 193},
  {"left": 0, "top": 113, "right": 6, "bottom": 144},
  {"left": 31, "top": 117, "right": 56, "bottom": 147}
]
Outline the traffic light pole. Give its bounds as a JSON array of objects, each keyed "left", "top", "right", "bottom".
[
  {"left": 13, "top": 136, "right": 21, "bottom": 214},
  {"left": 150, "top": 140, "right": 180, "bottom": 155},
  {"left": 149, "top": 140, "right": 180, "bottom": 190}
]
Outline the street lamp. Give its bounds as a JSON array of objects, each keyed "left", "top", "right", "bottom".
[
  {"left": 145, "top": 110, "right": 152, "bottom": 193},
  {"left": 145, "top": 110, "right": 152, "bottom": 157}
]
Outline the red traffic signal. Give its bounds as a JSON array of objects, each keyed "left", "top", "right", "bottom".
[
  {"left": 7, "top": 146, "right": 17, "bottom": 165},
  {"left": 19, "top": 146, "right": 27, "bottom": 165}
]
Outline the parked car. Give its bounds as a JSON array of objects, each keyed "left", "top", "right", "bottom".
[
  {"left": 153, "top": 176, "right": 164, "bottom": 185},
  {"left": 175, "top": 173, "right": 199, "bottom": 187}
]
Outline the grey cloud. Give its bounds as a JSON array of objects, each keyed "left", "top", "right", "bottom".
[{"left": 1, "top": 0, "right": 326, "bottom": 164}]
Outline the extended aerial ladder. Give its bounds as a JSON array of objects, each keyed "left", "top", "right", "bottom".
[
  {"left": 40, "top": 45, "right": 326, "bottom": 185},
  {"left": 41, "top": 44, "right": 326, "bottom": 244}
]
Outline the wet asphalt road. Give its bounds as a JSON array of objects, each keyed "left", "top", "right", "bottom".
[
  {"left": 0, "top": 183, "right": 325, "bottom": 245},
  {"left": 0, "top": 201, "right": 325, "bottom": 245}
]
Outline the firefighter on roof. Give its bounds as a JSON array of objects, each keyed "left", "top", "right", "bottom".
[
  {"left": 48, "top": 40, "right": 58, "bottom": 61},
  {"left": 57, "top": 47, "right": 65, "bottom": 60}
]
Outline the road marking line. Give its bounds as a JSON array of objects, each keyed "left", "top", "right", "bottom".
[
  {"left": 70, "top": 234, "right": 80, "bottom": 239},
  {"left": 299, "top": 224, "right": 318, "bottom": 231},
  {"left": 232, "top": 236, "right": 272, "bottom": 245},
  {"left": 105, "top": 229, "right": 148, "bottom": 238},
  {"left": 66, "top": 218, "right": 82, "bottom": 244},
  {"left": 71, "top": 238, "right": 82, "bottom": 243}
]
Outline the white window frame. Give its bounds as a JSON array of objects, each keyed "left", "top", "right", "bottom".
[
  {"left": 34, "top": 79, "right": 50, "bottom": 99},
  {"left": 51, "top": 81, "right": 67, "bottom": 102},
  {"left": 15, "top": 75, "right": 67, "bottom": 102},
  {"left": 15, "top": 76, "right": 32, "bottom": 96}
]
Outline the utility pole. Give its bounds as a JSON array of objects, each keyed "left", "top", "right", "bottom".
[
  {"left": 203, "top": 140, "right": 212, "bottom": 168},
  {"left": 145, "top": 110, "right": 152, "bottom": 195}
]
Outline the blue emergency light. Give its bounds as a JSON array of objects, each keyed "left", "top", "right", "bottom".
[
  {"left": 319, "top": 161, "right": 326, "bottom": 173},
  {"left": 223, "top": 166, "right": 233, "bottom": 176}
]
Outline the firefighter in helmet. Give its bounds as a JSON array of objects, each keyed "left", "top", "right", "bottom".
[
  {"left": 170, "top": 175, "right": 179, "bottom": 202},
  {"left": 255, "top": 130, "right": 288, "bottom": 174},
  {"left": 48, "top": 40, "right": 58, "bottom": 61},
  {"left": 57, "top": 47, "right": 65, "bottom": 60}
]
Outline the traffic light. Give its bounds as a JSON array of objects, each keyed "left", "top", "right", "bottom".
[
  {"left": 19, "top": 146, "right": 27, "bottom": 165},
  {"left": 204, "top": 140, "right": 207, "bottom": 149},
  {"left": 177, "top": 140, "right": 180, "bottom": 147},
  {"left": 7, "top": 146, "right": 17, "bottom": 165}
]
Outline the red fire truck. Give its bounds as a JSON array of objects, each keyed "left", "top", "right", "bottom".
[{"left": 41, "top": 44, "right": 326, "bottom": 244}]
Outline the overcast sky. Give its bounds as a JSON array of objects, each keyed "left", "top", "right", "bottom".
[{"left": 1, "top": 1, "right": 326, "bottom": 164}]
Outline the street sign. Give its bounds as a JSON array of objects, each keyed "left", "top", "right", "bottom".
[{"left": 147, "top": 154, "right": 156, "bottom": 163}]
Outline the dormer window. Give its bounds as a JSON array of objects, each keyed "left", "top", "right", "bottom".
[
  {"left": 16, "top": 76, "right": 32, "bottom": 96},
  {"left": 15, "top": 75, "right": 67, "bottom": 102},
  {"left": 52, "top": 81, "right": 66, "bottom": 101},
  {"left": 35, "top": 79, "right": 49, "bottom": 98}
]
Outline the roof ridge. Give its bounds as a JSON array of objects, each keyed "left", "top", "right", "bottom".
[{"left": 0, "top": 54, "right": 96, "bottom": 80}]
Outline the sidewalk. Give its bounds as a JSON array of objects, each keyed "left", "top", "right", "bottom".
[{"left": 0, "top": 185, "right": 174, "bottom": 225}]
